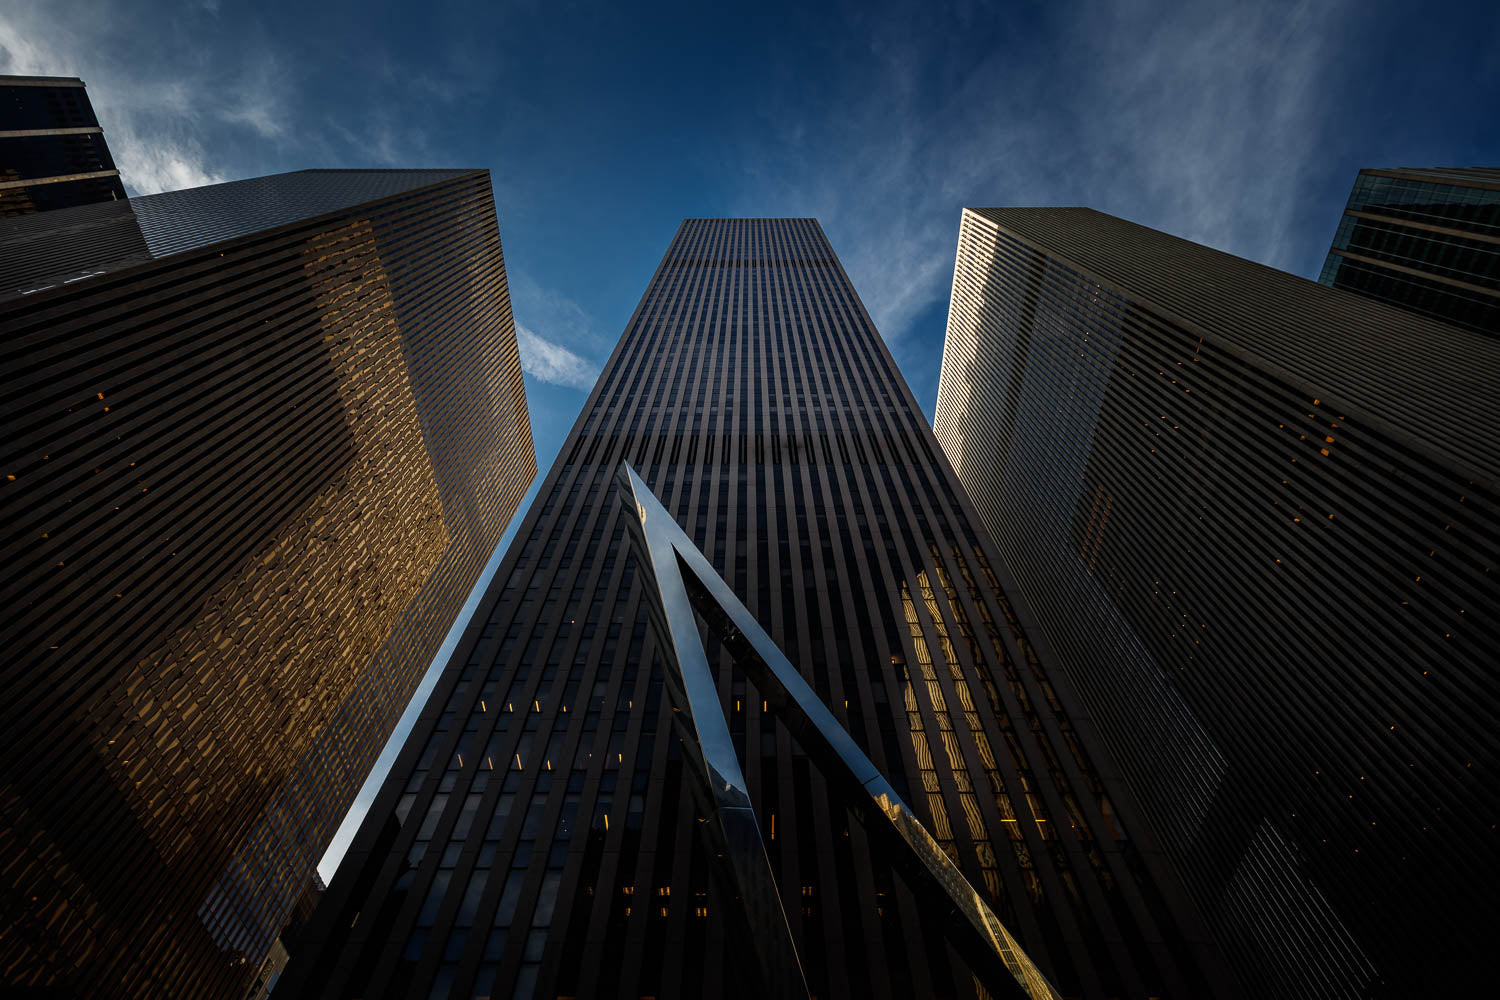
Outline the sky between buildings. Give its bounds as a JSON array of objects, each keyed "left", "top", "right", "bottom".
[{"left": 3, "top": 0, "right": 1495, "bottom": 880}]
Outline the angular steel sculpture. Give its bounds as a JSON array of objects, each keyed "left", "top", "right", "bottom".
[{"left": 617, "top": 462, "right": 1062, "bottom": 1000}]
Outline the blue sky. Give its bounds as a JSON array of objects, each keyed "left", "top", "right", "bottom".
[{"left": 4, "top": 0, "right": 1495, "bottom": 877}]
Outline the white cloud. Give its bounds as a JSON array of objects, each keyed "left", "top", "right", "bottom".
[
  {"left": 0, "top": 1, "right": 289, "bottom": 196},
  {"left": 99, "top": 113, "right": 226, "bottom": 195},
  {"left": 504, "top": 271, "right": 609, "bottom": 390},
  {"left": 509, "top": 269, "right": 611, "bottom": 354},
  {"left": 733, "top": 0, "right": 1349, "bottom": 342},
  {"left": 515, "top": 323, "right": 600, "bottom": 391},
  {"left": 1072, "top": 0, "right": 1339, "bottom": 266}
]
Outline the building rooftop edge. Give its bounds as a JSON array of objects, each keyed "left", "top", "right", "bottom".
[
  {"left": 959, "top": 204, "right": 1500, "bottom": 486},
  {"left": 676, "top": 217, "right": 821, "bottom": 222},
  {"left": 1359, "top": 166, "right": 1500, "bottom": 189},
  {"left": 0, "top": 75, "right": 87, "bottom": 87}
]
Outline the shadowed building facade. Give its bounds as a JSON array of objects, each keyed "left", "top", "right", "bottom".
[
  {"left": 934, "top": 207, "right": 1499, "bottom": 998},
  {"left": 0, "top": 169, "right": 535, "bottom": 997},
  {"left": 1318, "top": 166, "right": 1499, "bottom": 336},
  {"left": 284, "top": 218, "right": 1235, "bottom": 999},
  {"left": 1, "top": 75, "right": 126, "bottom": 217}
]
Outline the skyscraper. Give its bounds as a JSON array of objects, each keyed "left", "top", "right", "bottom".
[
  {"left": 934, "top": 206, "right": 1499, "bottom": 997},
  {"left": 1317, "top": 166, "right": 1499, "bottom": 335},
  {"left": 285, "top": 218, "right": 1234, "bottom": 999},
  {"left": 0, "top": 169, "right": 535, "bottom": 997},
  {"left": 1, "top": 75, "right": 127, "bottom": 216}
]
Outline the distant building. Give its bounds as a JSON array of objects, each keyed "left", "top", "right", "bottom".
[
  {"left": 1318, "top": 166, "right": 1499, "bottom": 335},
  {"left": 0, "top": 75, "right": 127, "bottom": 216},
  {"left": 935, "top": 206, "right": 1499, "bottom": 997},
  {"left": 282, "top": 218, "right": 1233, "bottom": 1000},
  {"left": 0, "top": 169, "right": 535, "bottom": 998}
]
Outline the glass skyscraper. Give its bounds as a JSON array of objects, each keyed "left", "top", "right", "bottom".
[
  {"left": 935, "top": 206, "right": 1499, "bottom": 997},
  {"left": 285, "top": 218, "right": 1235, "bottom": 999},
  {"left": 0, "top": 169, "right": 534, "bottom": 997},
  {"left": 1, "top": 75, "right": 127, "bottom": 216},
  {"left": 1318, "top": 166, "right": 1500, "bottom": 335}
]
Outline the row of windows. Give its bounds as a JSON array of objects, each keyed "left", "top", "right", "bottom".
[
  {"left": 308, "top": 220, "right": 1210, "bottom": 998},
  {"left": 938, "top": 210, "right": 1498, "bottom": 995}
]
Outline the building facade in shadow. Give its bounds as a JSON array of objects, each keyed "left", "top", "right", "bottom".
[
  {"left": 935, "top": 206, "right": 1498, "bottom": 997},
  {"left": 0, "top": 75, "right": 127, "bottom": 216},
  {"left": 1318, "top": 166, "right": 1499, "bottom": 336},
  {"left": 285, "top": 218, "right": 1236, "bottom": 1000}
]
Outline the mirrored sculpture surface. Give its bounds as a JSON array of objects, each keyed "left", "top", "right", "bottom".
[{"left": 618, "top": 461, "right": 1062, "bottom": 1000}]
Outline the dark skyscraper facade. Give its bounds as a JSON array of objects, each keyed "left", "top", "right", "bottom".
[
  {"left": 0, "top": 169, "right": 535, "bottom": 997},
  {"left": 287, "top": 218, "right": 1235, "bottom": 1000},
  {"left": 1, "top": 75, "right": 127, "bottom": 216},
  {"left": 934, "top": 207, "right": 1499, "bottom": 998},
  {"left": 1317, "top": 166, "right": 1499, "bottom": 335}
]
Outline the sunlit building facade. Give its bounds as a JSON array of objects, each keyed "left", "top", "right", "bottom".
[
  {"left": 1318, "top": 166, "right": 1500, "bottom": 335},
  {"left": 285, "top": 218, "right": 1235, "bottom": 999},
  {"left": 935, "top": 206, "right": 1499, "bottom": 997},
  {"left": 0, "top": 169, "right": 535, "bottom": 997}
]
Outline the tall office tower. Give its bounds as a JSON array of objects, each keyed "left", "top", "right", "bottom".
[
  {"left": 1317, "top": 166, "right": 1499, "bottom": 335},
  {"left": 0, "top": 169, "right": 535, "bottom": 997},
  {"left": 1, "top": 75, "right": 127, "bottom": 216},
  {"left": 285, "top": 218, "right": 1236, "bottom": 1000},
  {"left": 934, "top": 207, "right": 1500, "bottom": 998}
]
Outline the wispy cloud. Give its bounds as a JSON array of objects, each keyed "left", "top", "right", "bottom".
[
  {"left": 734, "top": 0, "right": 1349, "bottom": 343},
  {"left": 515, "top": 323, "right": 600, "bottom": 390},
  {"left": 505, "top": 270, "right": 609, "bottom": 389},
  {"left": 510, "top": 269, "right": 611, "bottom": 352},
  {"left": 218, "top": 57, "right": 289, "bottom": 141},
  {"left": 1072, "top": 0, "right": 1338, "bottom": 266},
  {"left": 108, "top": 123, "right": 225, "bottom": 195},
  {"left": 0, "top": 0, "right": 290, "bottom": 196}
]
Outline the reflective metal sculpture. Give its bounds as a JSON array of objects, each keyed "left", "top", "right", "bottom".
[{"left": 617, "top": 462, "right": 1062, "bottom": 1000}]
